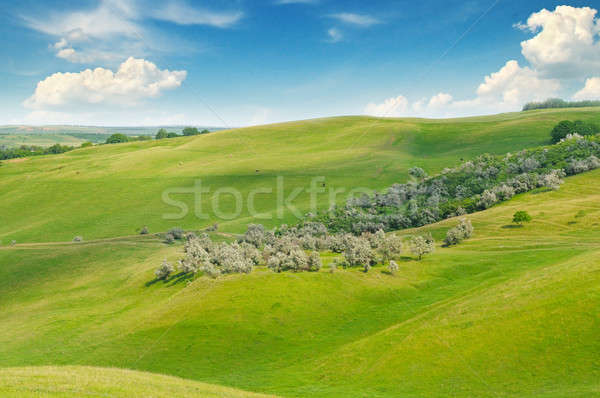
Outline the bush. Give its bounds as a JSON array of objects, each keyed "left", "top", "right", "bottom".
[
  {"left": 155, "top": 259, "right": 175, "bottom": 280},
  {"left": 105, "top": 133, "right": 129, "bottom": 144},
  {"left": 164, "top": 233, "right": 176, "bottom": 244},
  {"left": 73, "top": 236, "right": 83, "bottom": 242},
  {"left": 388, "top": 260, "right": 399, "bottom": 275},
  {"left": 307, "top": 252, "right": 322, "bottom": 271},
  {"left": 512, "top": 211, "right": 532, "bottom": 225},
  {"left": 244, "top": 224, "right": 265, "bottom": 247},
  {"left": 167, "top": 227, "right": 184, "bottom": 240},
  {"left": 140, "top": 226, "right": 149, "bottom": 235},
  {"left": 443, "top": 218, "right": 473, "bottom": 246}
]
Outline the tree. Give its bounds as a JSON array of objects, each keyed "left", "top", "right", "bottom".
[
  {"left": 201, "top": 129, "right": 210, "bottom": 134},
  {"left": 379, "top": 234, "right": 403, "bottom": 263},
  {"left": 344, "top": 236, "right": 376, "bottom": 272},
  {"left": 182, "top": 127, "right": 200, "bottom": 136},
  {"left": 156, "top": 128, "right": 168, "bottom": 139},
  {"left": 105, "top": 133, "right": 129, "bottom": 144},
  {"left": 166, "top": 132, "right": 179, "bottom": 138},
  {"left": 410, "top": 234, "right": 435, "bottom": 260},
  {"left": 551, "top": 120, "right": 575, "bottom": 143},
  {"left": 512, "top": 211, "right": 532, "bottom": 225},
  {"left": 408, "top": 166, "right": 428, "bottom": 180},
  {"left": 155, "top": 259, "right": 175, "bottom": 280}
]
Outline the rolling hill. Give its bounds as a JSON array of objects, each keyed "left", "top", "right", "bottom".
[
  {"left": 0, "top": 106, "right": 599, "bottom": 397},
  {"left": 2, "top": 107, "right": 600, "bottom": 244}
]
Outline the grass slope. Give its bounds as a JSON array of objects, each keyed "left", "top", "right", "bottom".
[
  {"left": 2, "top": 108, "right": 600, "bottom": 243},
  {"left": 0, "top": 366, "right": 280, "bottom": 397},
  {"left": 1, "top": 169, "right": 599, "bottom": 397}
]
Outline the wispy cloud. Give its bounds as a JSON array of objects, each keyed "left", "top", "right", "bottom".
[
  {"left": 151, "top": 2, "right": 243, "bottom": 28},
  {"left": 21, "top": 0, "right": 243, "bottom": 64},
  {"left": 326, "top": 28, "right": 343, "bottom": 43},
  {"left": 274, "top": 0, "right": 319, "bottom": 4},
  {"left": 328, "top": 13, "right": 381, "bottom": 27}
]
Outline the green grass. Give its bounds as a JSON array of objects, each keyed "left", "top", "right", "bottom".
[
  {"left": 1, "top": 168, "right": 599, "bottom": 398},
  {"left": 0, "top": 366, "right": 280, "bottom": 397},
  {"left": 2, "top": 108, "right": 600, "bottom": 243},
  {"left": 0, "top": 133, "right": 87, "bottom": 148}
]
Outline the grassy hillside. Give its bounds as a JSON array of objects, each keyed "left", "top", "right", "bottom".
[
  {"left": 0, "top": 366, "right": 280, "bottom": 397},
  {"left": 2, "top": 107, "right": 600, "bottom": 243},
  {"left": 1, "top": 168, "right": 599, "bottom": 397}
]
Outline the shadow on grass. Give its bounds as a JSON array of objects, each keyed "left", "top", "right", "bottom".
[
  {"left": 145, "top": 272, "right": 193, "bottom": 287},
  {"left": 502, "top": 224, "right": 524, "bottom": 229}
]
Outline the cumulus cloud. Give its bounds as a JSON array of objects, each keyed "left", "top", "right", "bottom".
[
  {"left": 518, "top": 5, "right": 600, "bottom": 78},
  {"left": 475, "top": 60, "right": 560, "bottom": 107},
  {"left": 24, "top": 57, "right": 186, "bottom": 109},
  {"left": 573, "top": 77, "right": 600, "bottom": 100},
  {"left": 328, "top": 13, "right": 381, "bottom": 27},
  {"left": 364, "top": 60, "right": 560, "bottom": 118},
  {"left": 364, "top": 96, "right": 409, "bottom": 117}
]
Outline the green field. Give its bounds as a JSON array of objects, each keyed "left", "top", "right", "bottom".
[
  {"left": 0, "top": 133, "right": 89, "bottom": 148},
  {"left": 0, "top": 109, "right": 599, "bottom": 397},
  {"left": 2, "top": 107, "right": 600, "bottom": 244}
]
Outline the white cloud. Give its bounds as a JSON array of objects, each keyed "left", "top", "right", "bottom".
[
  {"left": 364, "top": 95, "right": 409, "bottom": 117},
  {"left": 428, "top": 93, "right": 453, "bottom": 109},
  {"left": 475, "top": 60, "right": 560, "bottom": 107},
  {"left": 519, "top": 5, "right": 600, "bottom": 78},
  {"left": 23, "top": 0, "right": 242, "bottom": 63},
  {"left": 573, "top": 77, "right": 600, "bottom": 100},
  {"left": 151, "top": 2, "right": 243, "bottom": 28},
  {"left": 24, "top": 57, "right": 186, "bottom": 110},
  {"left": 327, "top": 28, "right": 343, "bottom": 43},
  {"left": 275, "top": 0, "right": 318, "bottom": 4},
  {"left": 364, "top": 60, "right": 560, "bottom": 118},
  {"left": 328, "top": 13, "right": 381, "bottom": 27}
]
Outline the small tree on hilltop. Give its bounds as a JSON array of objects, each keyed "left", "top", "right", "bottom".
[
  {"left": 512, "top": 211, "right": 532, "bottom": 225},
  {"left": 105, "top": 133, "right": 129, "bottom": 144},
  {"left": 443, "top": 218, "right": 474, "bottom": 246},
  {"left": 155, "top": 128, "right": 168, "bottom": 140},
  {"left": 182, "top": 127, "right": 200, "bottom": 136}
]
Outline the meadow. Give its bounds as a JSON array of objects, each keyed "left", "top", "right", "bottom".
[
  {"left": 2, "top": 107, "right": 600, "bottom": 244},
  {"left": 0, "top": 109, "right": 599, "bottom": 397}
]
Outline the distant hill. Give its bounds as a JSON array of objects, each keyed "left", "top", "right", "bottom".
[{"left": 2, "top": 107, "right": 600, "bottom": 243}]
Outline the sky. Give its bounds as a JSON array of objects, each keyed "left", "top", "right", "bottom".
[{"left": 1, "top": 0, "right": 600, "bottom": 126}]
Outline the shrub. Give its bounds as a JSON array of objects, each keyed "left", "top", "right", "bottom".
[
  {"left": 512, "top": 211, "right": 532, "bottom": 225},
  {"left": 244, "top": 224, "right": 265, "bottom": 247},
  {"left": 411, "top": 234, "right": 435, "bottom": 260},
  {"left": 307, "top": 252, "right": 322, "bottom": 272},
  {"left": 140, "top": 226, "right": 149, "bottom": 235},
  {"left": 155, "top": 259, "right": 175, "bottom": 280},
  {"left": 167, "top": 227, "right": 184, "bottom": 240},
  {"left": 408, "top": 166, "right": 428, "bottom": 180},
  {"left": 388, "top": 260, "right": 399, "bottom": 275},
  {"left": 164, "top": 233, "right": 176, "bottom": 244},
  {"left": 73, "top": 236, "right": 83, "bottom": 243},
  {"left": 443, "top": 218, "right": 473, "bottom": 246}
]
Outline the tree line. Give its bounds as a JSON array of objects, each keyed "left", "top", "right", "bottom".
[{"left": 523, "top": 98, "right": 600, "bottom": 111}]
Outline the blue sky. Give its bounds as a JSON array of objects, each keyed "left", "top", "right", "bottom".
[{"left": 1, "top": 0, "right": 599, "bottom": 126}]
